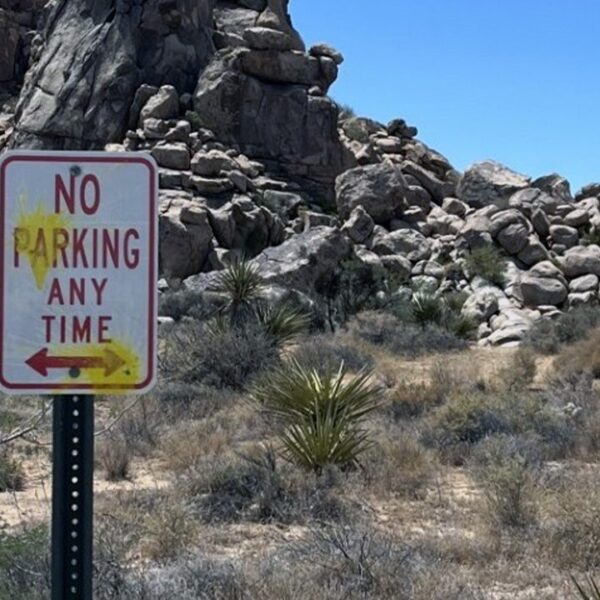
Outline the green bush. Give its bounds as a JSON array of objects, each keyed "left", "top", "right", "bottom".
[
  {"left": 315, "top": 258, "right": 386, "bottom": 328},
  {"left": 411, "top": 292, "right": 445, "bottom": 326},
  {"left": 212, "top": 259, "right": 265, "bottom": 323},
  {"left": 253, "top": 359, "right": 381, "bottom": 473},
  {"left": 464, "top": 246, "right": 507, "bottom": 285}
]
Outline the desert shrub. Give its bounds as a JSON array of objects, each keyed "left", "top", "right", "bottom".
[
  {"left": 253, "top": 359, "right": 381, "bottom": 472},
  {"left": 552, "top": 327, "right": 600, "bottom": 378},
  {"left": 141, "top": 502, "right": 198, "bottom": 562},
  {"left": 347, "top": 312, "right": 468, "bottom": 358},
  {"left": 363, "top": 434, "right": 436, "bottom": 499},
  {"left": 291, "top": 334, "right": 374, "bottom": 374},
  {"left": 464, "top": 246, "right": 507, "bottom": 285},
  {"left": 122, "top": 555, "right": 247, "bottom": 599},
  {"left": 161, "top": 320, "right": 279, "bottom": 390},
  {"left": 112, "top": 397, "right": 161, "bottom": 456},
  {"left": 0, "top": 524, "right": 49, "bottom": 599},
  {"left": 542, "top": 373, "right": 600, "bottom": 458},
  {"left": 495, "top": 346, "right": 537, "bottom": 391},
  {"left": 315, "top": 258, "right": 386, "bottom": 328},
  {"left": 387, "top": 288, "right": 477, "bottom": 341},
  {"left": 470, "top": 435, "right": 541, "bottom": 528},
  {"left": 98, "top": 434, "right": 132, "bottom": 481},
  {"left": 544, "top": 476, "right": 600, "bottom": 570},
  {"left": 0, "top": 449, "right": 24, "bottom": 492},
  {"left": 421, "top": 394, "right": 511, "bottom": 464},
  {"left": 336, "top": 102, "right": 357, "bottom": 119},
  {"left": 184, "top": 109, "right": 204, "bottom": 130},
  {"left": 180, "top": 448, "right": 355, "bottom": 525},
  {"left": 160, "top": 420, "right": 229, "bottom": 473},
  {"left": 524, "top": 307, "right": 600, "bottom": 354},
  {"left": 388, "top": 380, "right": 446, "bottom": 420},
  {"left": 281, "top": 523, "right": 443, "bottom": 600},
  {"left": 153, "top": 382, "right": 240, "bottom": 423},
  {"left": 581, "top": 230, "right": 600, "bottom": 246},
  {"left": 158, "top": 289, "right": 214, "bottom": 321}
]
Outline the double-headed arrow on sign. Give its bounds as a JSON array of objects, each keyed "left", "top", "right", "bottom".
[{"left": 26, "top": 348, "right": 125, "bottom": 377}]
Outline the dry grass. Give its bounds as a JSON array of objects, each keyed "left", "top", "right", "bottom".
[{"left": 2, "top": 319, "right": 600, "bottom": 599}]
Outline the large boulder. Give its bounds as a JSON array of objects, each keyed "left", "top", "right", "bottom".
[
  {"left": 194, "top": 47, "right": 351, "bottom": 205},
  {"left": 10, "top": 0, "right": 215, "bottom": 148},
  {"left": 370, "top": 228, "right": 431, "bottom": 262},
  {"left": 0, "top": 9, "right": 19, "bottom": 83},
  {"left": 336, "top": 163, "right": 407, "bottom": 224},
  {"left": 159, "top": 191, "right": 214, "bottom": 282},
  {"left": 560, "top": 246, "right": 600, "bottom": 278},
  {"left": 520, "top": 275, "right": 568, "bottom": 307},
  {"left": 457, "top": 161, "right": 531, "bottom": 209},
  {"left": 250, "top": 226, "right": 353, "bottom": 293},
  {"left": 341, "top": 205, "right": 375, "bottom": 244},
  {"left": 207, "top": 196, "right": 276, "bottom": 257},
  {"left": 461, "top": 289, "right": 500, "bottom": 323}
]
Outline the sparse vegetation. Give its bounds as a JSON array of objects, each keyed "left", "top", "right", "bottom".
[
  {"left": 464, "top": 246, "right": 507, "bottom": 285},
  {"left": 470, "top": 435, "right": 540, "bottom": 528},
  {"left": 347, "top": 311, "right": 468, "bottom": 357},
  {"left": 524, "top": 306, "right": 600, "bottom": 354},
  {"left": 98, "top": 435, "right": 132, "bottom": 481},
  {"left": 0, "top": 449, "right": 24, "bottom": 492}
]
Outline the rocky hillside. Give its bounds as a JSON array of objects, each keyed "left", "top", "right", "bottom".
[{"left": 2, "top": 0, "right": 600, "bottom": 346}]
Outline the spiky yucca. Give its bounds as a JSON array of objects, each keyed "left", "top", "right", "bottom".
[
  {"left": 213, "top": 260, "right": 264, "bottom": 321},
  {"left": 256, "top": 303, "right": 311, "bottom": 346},
  {"left": 411, "top": 292, "right": 445, "bottom": 326},
  {"left": 253, "top": 359, "right": 381, "bottom": 473}
]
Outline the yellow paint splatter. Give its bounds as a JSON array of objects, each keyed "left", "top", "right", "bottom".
[
  {"left": 56, "top": 339, "right": 141, "bottom": 392},
  {"left": 15, "top": 197, "right": 72, "bottom": 289}
]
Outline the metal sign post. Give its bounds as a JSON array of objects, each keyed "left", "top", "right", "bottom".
[
  {"left": 0, "top": 151, "right": 158, "bottom": 598},
  {"left": 51, "top": 395, "right": 94, "bottom": 600}
]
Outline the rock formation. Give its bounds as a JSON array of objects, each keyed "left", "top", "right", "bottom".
[{"left": 3, "top": 0, "right": 600, "bottom": 346}]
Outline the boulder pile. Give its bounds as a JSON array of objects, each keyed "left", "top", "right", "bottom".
[{"left": 3, "top": 0, "right": 600, "bottom": 346}]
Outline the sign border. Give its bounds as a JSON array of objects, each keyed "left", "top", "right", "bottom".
[{"left": 0, "top": 151, "right": 157, "bottom": 394}]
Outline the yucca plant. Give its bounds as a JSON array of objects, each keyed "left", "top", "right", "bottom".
[
  {"left": 446, "top": 312, "right": 478, "bottom": 340},
  {"left": 572, "top": 575, "right": 600, "bottom": 599},
  {"left": 213, "top": 259, "right": 264, "bottom": 323},
  {"left": 256, "top": 303, "right": 311, "bottom": 346},
  {"left": 411, "top": 292, "right": 445, "bottom": 326},
  {"left": 252, "top": 359, "right": 381, "bottom": 473}
]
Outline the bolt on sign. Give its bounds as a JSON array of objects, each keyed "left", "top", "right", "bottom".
[{"left": 0, "top": 151, "right": 157, "bottom": 394}]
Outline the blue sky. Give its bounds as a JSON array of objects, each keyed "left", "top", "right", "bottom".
[{"left": 292, "top": 1, "right": 600, "bottom": 193}]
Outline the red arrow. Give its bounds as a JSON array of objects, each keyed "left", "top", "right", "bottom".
[{"left": 25, "top": 348, "right": 126, "bottom": 377}]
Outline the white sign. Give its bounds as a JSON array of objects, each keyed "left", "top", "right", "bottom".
[{"left": 0, "top": 151, "right": 157, "bottom": 394}]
